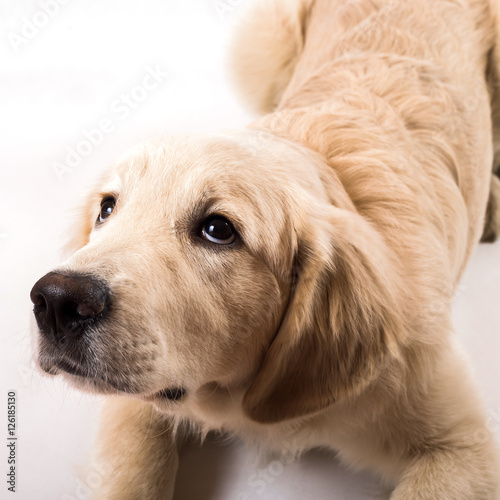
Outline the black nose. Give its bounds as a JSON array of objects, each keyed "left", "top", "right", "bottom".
[{"left": 30, "top": 272, "right": 109, "bottom": 343}]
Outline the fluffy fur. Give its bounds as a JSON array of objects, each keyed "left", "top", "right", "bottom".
[{"left": 32, "top": 0, "right": 500, "bottom": 498}]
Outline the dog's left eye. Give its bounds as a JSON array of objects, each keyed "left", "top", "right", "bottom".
[
  {"left": 97, "top": 197, "right": 116, "bottom": 224},
  {"left": 201, "top": 216, "right": 236, "bottom": 245}
]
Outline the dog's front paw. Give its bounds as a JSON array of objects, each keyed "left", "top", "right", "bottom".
[
  {"left": 390, "top": 445, "right": 499, "bottom": 500},
  {"left": 91, "top": 397, "right": 179, "bottom": 500}
]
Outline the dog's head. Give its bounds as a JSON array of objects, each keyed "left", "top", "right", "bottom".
[{"left": 31, "top": 132, "right": 402, "bottom": 424}]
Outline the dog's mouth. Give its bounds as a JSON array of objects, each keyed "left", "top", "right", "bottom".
[
  {"left": 39, "top": 356, "right": 89, "bottom": 378},
  {"left": 39, "top": 355, "right": 187, "bottom": 402},
  {"left": 38, "top": 353, "right": 135, "bottom": 393},
  {"left": 54, "top": 359, "right": 91, "bottom": 378},
  {"left": 155, "top": 387, "right": 186, "bottom": 401},
  {"left": 41, "top": 358, "right": 128, "bottom": 393}
]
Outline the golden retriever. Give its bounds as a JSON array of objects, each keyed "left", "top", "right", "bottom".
[{"left": 31, "top": 0, "right": 500, "bottom": 498}]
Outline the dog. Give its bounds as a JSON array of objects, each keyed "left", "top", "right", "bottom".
[{"left": 30, "top": 0, "right": 500, "bottom": 497}]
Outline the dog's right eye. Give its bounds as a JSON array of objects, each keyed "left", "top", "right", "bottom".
[
  {"left": 201, "top": 215, "right": 236, "bottom": 245},
  {"left": 97, "top": 197, "right": 116, "bottom": 224}
]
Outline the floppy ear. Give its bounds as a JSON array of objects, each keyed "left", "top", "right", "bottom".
[{"left": 243, "top": 207, "right": 405, "bottom": 423}]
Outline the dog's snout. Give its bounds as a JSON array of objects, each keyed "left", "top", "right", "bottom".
[{"left": 30, "top": 272, "right": 109, "bottom": 342}]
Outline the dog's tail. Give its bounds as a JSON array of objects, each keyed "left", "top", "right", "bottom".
[{"left": 229, "top": 0, "right": 314, "bottom": 115}]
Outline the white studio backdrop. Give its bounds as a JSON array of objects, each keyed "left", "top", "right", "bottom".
[{"left": 1, "top": 1, "right": 499, "bottom": 499}]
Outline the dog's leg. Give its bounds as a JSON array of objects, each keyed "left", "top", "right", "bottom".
[
  {"left": 91, "top": 397, "right": 179, "bottom": 500},
  {"left": 388, "top": 350, "right": 500, "bottom": 499},
  {"left": 391, "top": 448, "right": 499, "bottom": 500},
  {"left": 390, "top": 410, "right": 500, "bottom": 500},
  {"left": 481, "top": 172, "right": 500, "bottom": 242}
]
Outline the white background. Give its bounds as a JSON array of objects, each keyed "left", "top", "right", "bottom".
[{"left": 1, "top": 1, "right": 499, "bottom": 499}]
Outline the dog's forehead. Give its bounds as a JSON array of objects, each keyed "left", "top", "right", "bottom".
[{"left": 106, "top": 135, "right": 297, "bottom": 214}]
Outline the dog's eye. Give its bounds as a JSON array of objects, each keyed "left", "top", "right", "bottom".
[
  {"left": 97, "top": 197, "right": 116, "bottom": 224},
  {"left": 201, "top": 216, "right": 236, "bottom": 245}
]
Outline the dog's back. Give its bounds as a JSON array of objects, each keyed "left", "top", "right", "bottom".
[
  {"left": 231, "top": 0, "right": 498, "bottom": 114},
  {"left": 231, "top": 0, "right": 500, "bottom": 276}
]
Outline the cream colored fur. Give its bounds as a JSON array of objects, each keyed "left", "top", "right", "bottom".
[
  {"left": 32, "top": 0, "right": 500, "bottom": 498},
  {"left": 229, "top": 0, "right": 314, "bottom": 114}
]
